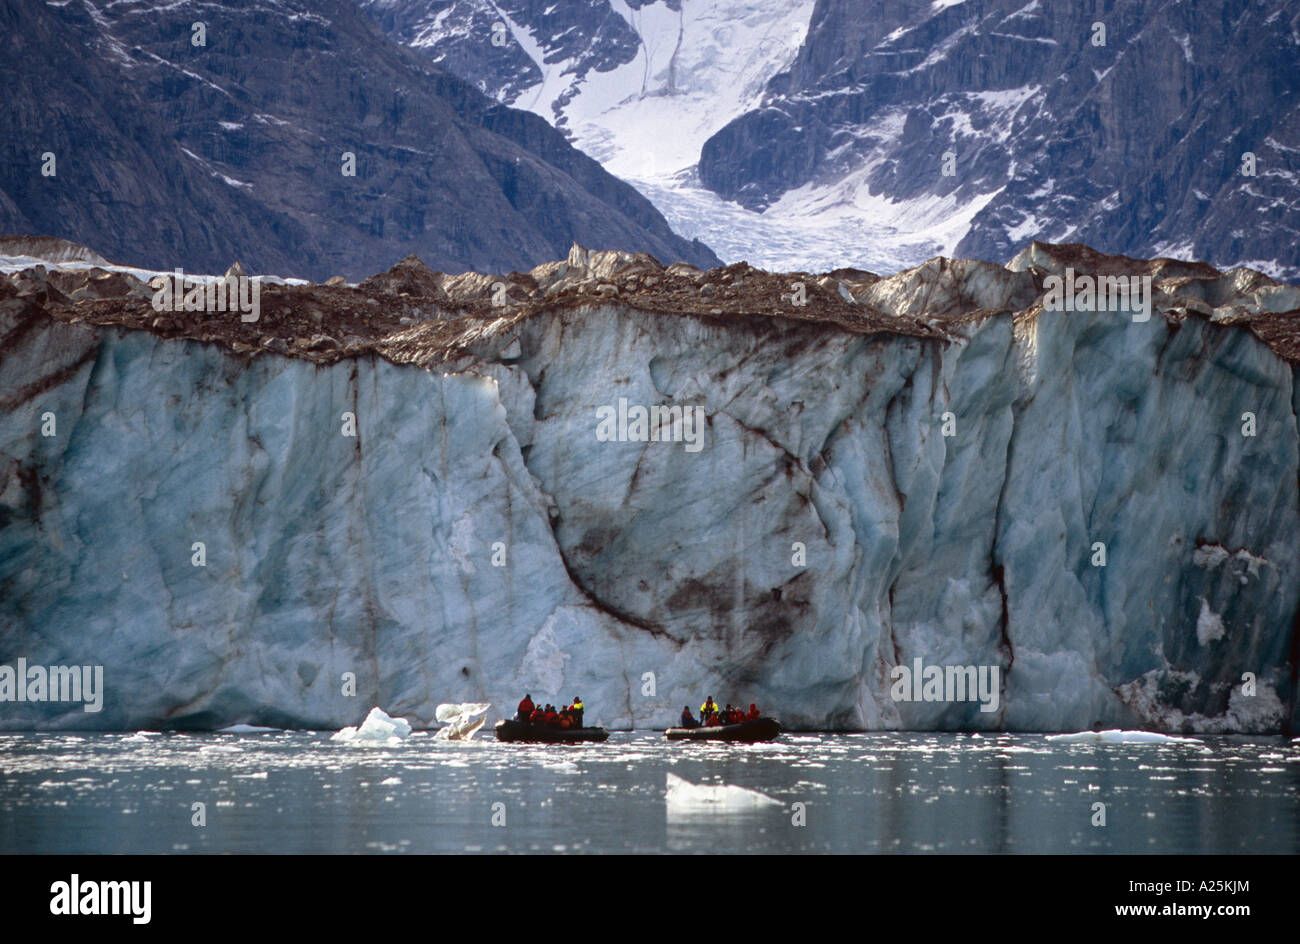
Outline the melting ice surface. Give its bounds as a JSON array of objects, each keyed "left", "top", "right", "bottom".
[{"left": 1, "top": 733, "right": 1296, "bottom": 853}]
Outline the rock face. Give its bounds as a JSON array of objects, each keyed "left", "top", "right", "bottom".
[
  {"left": 698, "top": 0, "right": 1300, "bottom": 278},
  {"left": 2, "top": 240, "right": 1299, "bottom": 733},
  {"left": 0, "top": 0, "right": 717, "bottom": 282},
  {"left": 358, "top": 0, "right": 648, "bottom": 121}
]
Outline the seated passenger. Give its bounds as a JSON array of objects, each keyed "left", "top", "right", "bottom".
[
  {"left": 679, "top": 706, "right": 698, "bottom": 728},
  {"left": 747, "top": 703, "right": 760, "bottom": 721}
]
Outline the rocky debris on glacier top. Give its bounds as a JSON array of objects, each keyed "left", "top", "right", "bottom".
[{"left": 4, "top": 239, "right": 1299, "bottom": 378}]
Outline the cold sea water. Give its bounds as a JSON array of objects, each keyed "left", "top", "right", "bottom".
[{"left": 1, "top": 731, "right": 1296, "bottom": 854}]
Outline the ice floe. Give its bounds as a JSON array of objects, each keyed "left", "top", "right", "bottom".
[
  {"left": 665, "top": 772, "right": 782, "bottom": 814},
  {"left": 330, "top": 707, "right": 413, "bottom": 745},
  {"left": 1046, "top": 730, "right": 1204, "bottom": 745},
  {"left": 433, "top": 703, "right": 491, "bottom": 741}
]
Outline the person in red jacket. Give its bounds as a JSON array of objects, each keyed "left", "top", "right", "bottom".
[
  {"left": 747, "top": 703, "right": 760, "bottom": 721},
  {"left": 517, "top": 694, "right": 535, "bottom": 722},
  {"left": 530, "top": 706, "right": 546, "bottom": 724},
  {"left": 543, "top": 705, "right": 559, "bottom": 727}
]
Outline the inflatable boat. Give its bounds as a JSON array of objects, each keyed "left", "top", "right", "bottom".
[
  {"left": 494, "top": 719, "right": 609, "bottom": 743},
  {"left": 664, "top": 717, "right": 782, "bottom": 742}
]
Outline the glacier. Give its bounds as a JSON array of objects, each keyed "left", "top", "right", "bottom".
[{"left": 1, "top": 240, "right": 1298, "bottom": 733}]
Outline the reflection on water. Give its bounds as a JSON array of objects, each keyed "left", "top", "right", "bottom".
[{"left": 0, "top": 731, "right": 1296, "bottom": 853}]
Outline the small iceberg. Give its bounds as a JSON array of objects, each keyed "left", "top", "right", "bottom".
[
  {"left": 665, "top": 772, "right": 782, "bottom": 815},
  {"left": 433, "top": 703, "right": 491, "bottom": 741},
  {"left": 331, "top": 707, "right": 413, "bottom": 745},
  {"left": 1047, "top": 729, "right": 1203, "bottom": 745},
  {"left": 542, "top": 760, "right": 580, "bottom": 774}
]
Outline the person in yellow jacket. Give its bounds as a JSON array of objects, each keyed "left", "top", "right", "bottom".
[
  {"left": 700, "top": 696, "right": 718, "bottom": 726},
  {"left": 570, "top": 697, "right": 584, "bottom": 728}
]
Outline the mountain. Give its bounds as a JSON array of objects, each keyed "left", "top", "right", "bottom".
[
  {"left": 3, "top": 240, "right": 1298, "bottom": 732},
  {"left": 358, "top": 0, "right": 824, "bottom": 268},
  {"left": 363, "top": 0, "right": 1300, "bottom": 279},
  {"left": 700, "top": 0, "right": 1300, "bottom": 277},
  {"left": 0, "top": 0, "right": 718, "bottom": 281}
]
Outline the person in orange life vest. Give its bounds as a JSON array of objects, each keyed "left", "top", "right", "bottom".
[{"left": 517, "top": 694, "right": 535, "bottom": 722}]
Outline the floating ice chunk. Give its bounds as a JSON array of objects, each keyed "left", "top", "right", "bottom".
[
  {"left": 217, "top": 724, "right": 281, "bottom": 733},
  {"left": 433, "top": 702, "right": 491, "bottom": 741},
  {"left": 331, "top": 707, "right": 413, "bottom": 745},
  {"left": 665, "top": 772, "right": 782, "bottom": 814},
  {"left": 1046, "top": 730, "right": 1203, "bottom": 745}
]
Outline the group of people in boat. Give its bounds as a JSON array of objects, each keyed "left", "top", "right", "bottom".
[
  {"left": 515, "top": 694, "right": 584, "bottom": 729},
  {"left": 678, "top": 696, "right": 761, "bottom": 728}
]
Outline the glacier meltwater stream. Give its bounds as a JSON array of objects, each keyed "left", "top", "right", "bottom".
[{"left": 1, "top": 732, "right": 1296, "bottom": 854}]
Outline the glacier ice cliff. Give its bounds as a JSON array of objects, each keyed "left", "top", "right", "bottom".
[{"left": 1, "top": 239, "right": 1298, "bottom": 733}]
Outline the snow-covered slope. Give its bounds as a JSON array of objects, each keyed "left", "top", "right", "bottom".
[{"left": 360, "top": 0, "right": 832, "bottom": 270}]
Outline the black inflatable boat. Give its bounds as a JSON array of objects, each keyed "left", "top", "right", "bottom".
[
  {"left": 494, "top": 719, "right": 609, "bottom": 743},
  {"left": 664, "top": 717, "right": 782, "bottom": 742}
]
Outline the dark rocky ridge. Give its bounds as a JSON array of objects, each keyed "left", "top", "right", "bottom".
[
  {"left": 0, "top": 0, "right": 718, "bottom": 284},
  {"left": 4, "top": 238, "right": 1298, "bottom": 379}
]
